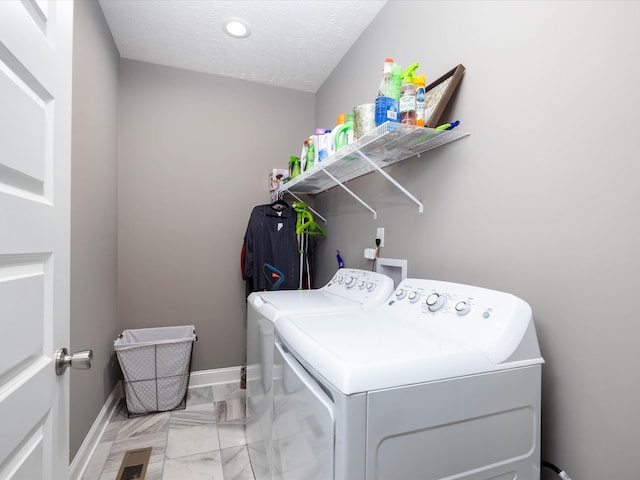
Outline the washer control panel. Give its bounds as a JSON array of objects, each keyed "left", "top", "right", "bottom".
[
  {"left": 388, "top": 279, "right": 506, "bottom": 319},
  {"left": 384, "top": 278, "right": 535, "bottom": 359},
  {"left": 323, "top": 268, "right": 394, "bottom": 304}
]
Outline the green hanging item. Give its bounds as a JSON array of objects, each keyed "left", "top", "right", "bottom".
[
  {"left": 293, "top": 202, "right": 325, "bottom": 289},
  {"left": 293, "top": 202, "right": 325, "bottom": 236}
]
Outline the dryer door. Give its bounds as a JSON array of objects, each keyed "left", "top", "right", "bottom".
[{"left": 273, "top": 340, "right": 335, "bottom": 480}]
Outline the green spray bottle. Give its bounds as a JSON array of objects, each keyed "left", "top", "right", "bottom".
[
  {"left": 389, "top": 62, "right": 402, "bottom": 100},
  {"left": 289, "top": 155, "right": 301, "bottom": 179}
]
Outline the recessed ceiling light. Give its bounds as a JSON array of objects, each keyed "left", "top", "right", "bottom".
[{"left": 223, "top": 18, "right": 251, "bottom": 39}]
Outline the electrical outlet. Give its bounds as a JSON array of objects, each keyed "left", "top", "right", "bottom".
[{"left": 376, "top": 227, "right": 385, "bottom": 247}]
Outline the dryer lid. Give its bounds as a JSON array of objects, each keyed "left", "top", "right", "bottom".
[{"left": 275, "top": 278, "right": 544, "bottom": 395}]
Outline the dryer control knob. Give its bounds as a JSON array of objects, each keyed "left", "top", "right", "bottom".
[
  {"left": 426, "top": 292, "right": 446, "bottom": 312},
  {"left": 345, "top": 276, "right": 356, "bottom": 288},
  {"left": 366, "top": 282, "right": 376, "bottom": 292},
  {"left": 358, "top": 280, "right": 366, "bottom": 289},
  {"left": 455, "top": 301, "right": 471, "bottom": 315},
  {"left": 395, "top": 289, "right": 407, "bottom": 299},
  {"left": 408, "top": 291, "right": 421, "bottom": 303},
  {"left": 336, "top": 276, "right": 344, "bottom": 284}
]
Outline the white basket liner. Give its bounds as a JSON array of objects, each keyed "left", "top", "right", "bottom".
[{"left": 114, "top": 325, "right": 196, "bottom": 350}]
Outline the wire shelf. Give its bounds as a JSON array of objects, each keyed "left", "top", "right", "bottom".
[{"left": 280, "top": 123, "right": 469, "bottom": 196}]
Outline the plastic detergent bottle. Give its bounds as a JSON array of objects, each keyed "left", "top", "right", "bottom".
[
  {"left": 414, "top": 74, "right": 426, "bottom": 127},
  {"left": 326, "top": 114, "right": 344, "bottom": 157},
  {"left": 313, "top": 128, "right": 330, "bottom": 162},
  {"left": 400, "top": 62, "right": 419, "bottom": 125},
  {"left": 334, "top": 113, "right": 354, "bottom": 151}
]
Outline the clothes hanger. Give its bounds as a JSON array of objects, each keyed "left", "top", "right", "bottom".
[
  {"left": 293, "top": 202, "right": 325, "bottom": 236},
  {"left": 269, "top": 198, "right": 289, "bottom": 212}
]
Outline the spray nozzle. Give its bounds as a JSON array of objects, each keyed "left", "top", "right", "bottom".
[{"left": 401, "top": 62, "right": 420, "bottom": 84}]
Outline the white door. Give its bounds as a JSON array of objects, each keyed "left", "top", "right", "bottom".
[{"left": 0, "top": 1, "right": 73, "bottom": 479}]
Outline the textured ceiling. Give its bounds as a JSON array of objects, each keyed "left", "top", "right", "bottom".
[{"left": 98, "top": 0, "right": 387, "bottom": 93}]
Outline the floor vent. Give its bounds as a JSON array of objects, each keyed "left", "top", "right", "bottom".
[{"left": 115, "top": 447, "right": 152, "bottom": 480}]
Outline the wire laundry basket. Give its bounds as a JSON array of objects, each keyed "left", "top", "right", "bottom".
[{"left": 114, "top": 325, "right": 197, "bottom": 416}]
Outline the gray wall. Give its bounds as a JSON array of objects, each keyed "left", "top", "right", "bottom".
[
  {"left": 313, "top": 1, "right": 640, "bottom": 478},
  {"left": 70, "top": 0, "right": 120, "bottom": 461},
  {"left": 117, "top": 60, "right": 315, "bottom": 370}
]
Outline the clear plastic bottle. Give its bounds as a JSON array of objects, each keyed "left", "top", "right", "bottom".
[{"left": 399, "top": 63, "right": 419, "bottom": 125}]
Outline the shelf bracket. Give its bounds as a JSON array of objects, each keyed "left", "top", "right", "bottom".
[
  {"left": 283, "top": 190, "right": 327, "bottom": 223},
  {"left": 354, "top": 149, "right": 424, "bottom": 213},
  {"left": 319, "top": 167, "right": 378, "bottom": 219}
]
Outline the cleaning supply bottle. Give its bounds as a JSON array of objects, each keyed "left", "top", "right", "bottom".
[
  {"left": 305, "top": 139, "right": 315, "bottom": 169},
  {"left": 378, "top": 57, "right": 394, "bottom": 97},
  {"left": 414, "top": 74, "right": 426, "bottom": 127},
  {"left": 375, "top": 97, "right": 399, "bottom": 126},
  {"left": 299, "top": 141, "right": 308, "bottom": 172},
  {"left": 313, "top": 128, "right": 330, "bottom": 162},
  {"left": 334, "top": 113, "right": 354, "bottom": 151},
  {"left": 289, "top": 155, "right": 301, "bottom": 179},
  {"left": 375, "top": 58, "right": 401, "bottom": 126},
  {"left": 389, "top": 62, "right": 402, "bottom": 101},
  {"left": 400, "top": 62, "right": 419, "bottom": 125},
  {"left": 326, "top": 114, "right": 344, "bottom": 157}
]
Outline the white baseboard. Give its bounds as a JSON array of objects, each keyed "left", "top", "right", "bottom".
[
  {"left": 69, "top": 366, "right": 243, "bottom": 479},
  {"left": 69, "top": 381, "right": 123, "bottom": 480},
  {"left": 188, "top": 365, "right": 242, "bottom": 388}
]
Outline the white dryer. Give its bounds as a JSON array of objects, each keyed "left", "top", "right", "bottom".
[
  {"left": 246, "top": 268, "right": 394, "bottom": 480},
  {"left": 273, "top": 278, "right": 544, "bottom": 480}
]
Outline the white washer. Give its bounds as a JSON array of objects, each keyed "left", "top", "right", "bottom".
[
  {"left": 246, "top": 268, "right": 394, "bottom": 480},
  {"left": 273, "top": 278, "right": 544, "bottom": 480}
]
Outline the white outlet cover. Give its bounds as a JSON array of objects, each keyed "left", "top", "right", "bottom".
[{"left": 376, "top": 227, "right": 385, "bottom": 247}]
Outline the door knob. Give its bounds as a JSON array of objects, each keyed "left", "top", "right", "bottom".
[{"left": 55, "top": 348, "right": 93, "bottom": 376}]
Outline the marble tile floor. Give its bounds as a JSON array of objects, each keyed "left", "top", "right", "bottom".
[{"left": 82, "top": 383, "right": 255, "bottom": 480}]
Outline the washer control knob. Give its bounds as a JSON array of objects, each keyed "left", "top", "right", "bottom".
[
  {"left": 358, "top": 280, "right": 366, "bottom": 289},
  {"left": 395, "top": 289, "right": 407, "bottom": 300},
  {"left": 455, "top": 301, "right": 471, "bottom": 315},
  {"left": 366, "top": 282, "right": 376, "bottom": 292},
  {"left": 408, "top": 291, "right": 421, "bottom": 303},
  {"left": 336, "top": 276, "right": 344, "bottom": 284},
  {"left": 426, "top": 292, "right": 446, "bottom": 312},
  {"left": 345, "top": 276, "right": 356, "bottom": 288}
]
